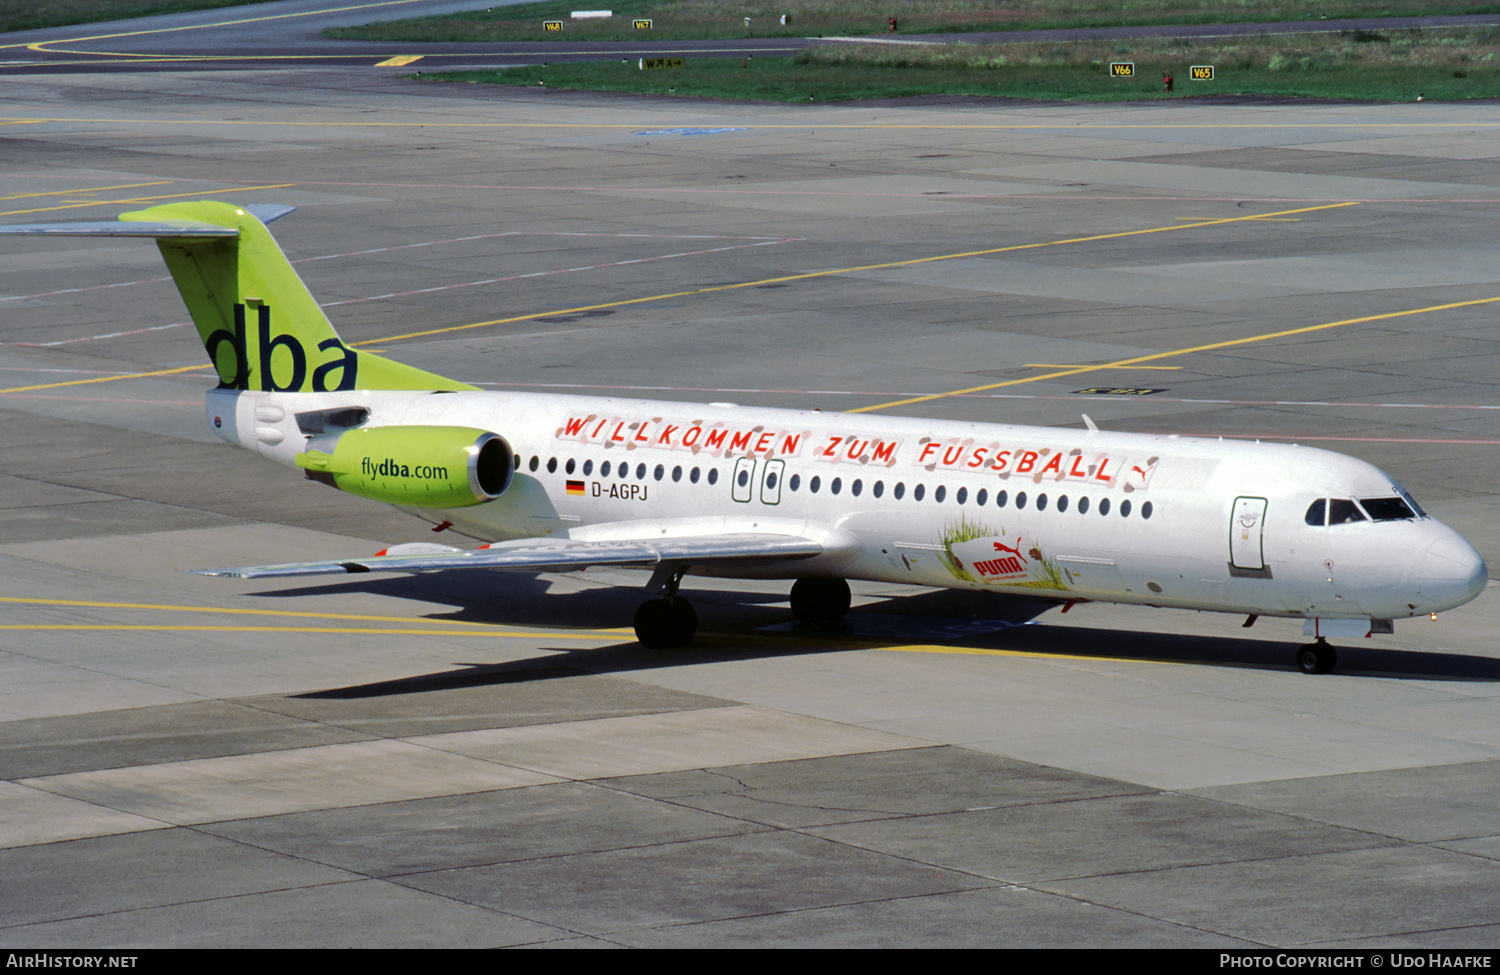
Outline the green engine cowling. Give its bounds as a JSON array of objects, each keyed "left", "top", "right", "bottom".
[{"left": 295, "top": 426, "right": 513, "bottom": 507}]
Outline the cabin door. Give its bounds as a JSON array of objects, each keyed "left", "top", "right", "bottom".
[
  {"left": 1230, "top": 496, "right": 1267, "bottom": 570},
  {"left": 731, "top": 457, "right": 757, "bottom": 503},
  {"left": 759, "top": 459, "right": 785, "bottom": 505}
]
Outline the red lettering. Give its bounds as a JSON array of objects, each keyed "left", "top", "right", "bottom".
[
  {"left": 823, "top": 436, "right": 844, "bottom": 458},
  {"left": 730, "top": 430, "right": 753, "bottom": 452},
  {"left": 846, "top": 439, "right": 867, "bottom": 460},
  {"left": 967, "top": 447, "right": 988, "bottom": 468},
  {"left": 592, "top": 418, "right": 608, "bottom": 438},
  {"left": 871, "top": 441, "right": 896, "bottom": 464},
  {"left": 563, "top": 417, "right": 587, "bottom": 437},
  {"left": 1040, "top": 453, "right": 1063, "bottom": 476},
  {"left": 684, "top": 426, "right": 702, "bottom": 447},
  {"left": 634, "top": 422, "right": 651, "bottom": 443},
  {"left": 780, "top": 433, "right": 802, "bottom": 455},
  {"left": 1015, "top": 451, "right": 1038, "bottom": 474},
  {"left": 991, "top": 450, "right": 1011, "bottom": 472},
  {"left": 1094, "top": 457, "right": 1114, "bottom": 482},
  {"left": 755, "top": 431, "right": 774, "bottom": 453},
  {"left": 1068, "top": 455, "right": 1087, "bottom": 478},
  {"left": 943, "top": 445, "right": 964, "bottom": 466},
  {"left": 705, "top": 429, "right": 728, "bottom": 450},
  {"left": 610, "top": 422, "right": 626, "bottom": 443},
  {"left": 657, "top": 424, "right": 679, "bottom": 445},
  {"left": 919, "top": 442, "right": 939, "bottom": 463}
]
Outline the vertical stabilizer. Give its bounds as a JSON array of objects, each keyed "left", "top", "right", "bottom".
[{"left": 1, "top": 201, "right": 472, "bottom": 393}]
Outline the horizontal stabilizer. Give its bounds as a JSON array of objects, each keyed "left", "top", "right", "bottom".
[
  {"left": 194, "top": 533, "right": 824, "bottom": 579},
  {"left": 0, "top": 205, "right": 295, "bottom": 239},
  {"left": 0, "top": 220, "right": 235, "bottom": 238}
]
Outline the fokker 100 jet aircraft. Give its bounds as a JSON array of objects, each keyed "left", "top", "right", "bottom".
[{"left": 3, "top": 202, "right": 1487, "bottom": 674}]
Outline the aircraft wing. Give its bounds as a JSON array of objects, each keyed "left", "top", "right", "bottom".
[{"left": 193, "top": 533, "right": 824, "bottom": 579}]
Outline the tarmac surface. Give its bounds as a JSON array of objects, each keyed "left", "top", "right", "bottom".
[{"left": 2, "top": 6, "right": 1500, "bottom": 948}]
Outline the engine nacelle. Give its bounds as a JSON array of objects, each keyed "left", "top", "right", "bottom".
[{"left": 296, "top": 425, "right": 513, "bottom": 508}]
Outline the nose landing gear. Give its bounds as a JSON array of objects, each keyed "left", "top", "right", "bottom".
[{"left": 1296, "top": 638, "right": 1338, "bottom": 675}]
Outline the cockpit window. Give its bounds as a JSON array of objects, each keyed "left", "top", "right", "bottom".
[
  {"left": 1328, "top": 499, "right": 1367, "bottom": 524},
  {"left": 1360, "top": 497, "right": 1417, "bottom": 522},
  {"left": 1304, "top": 499, "right": 1326, "bottom": 526}
]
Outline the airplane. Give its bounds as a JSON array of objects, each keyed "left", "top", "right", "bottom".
[{"left": 2, "top": 201, "right": 1487, "bottom": 675}]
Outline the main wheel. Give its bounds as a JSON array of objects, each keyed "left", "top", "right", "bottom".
[
  {"left": 1296, "top": 641, "right": 1337, "bottom": 675},
  {"left": 634, "top": 597, "right": 697, "bottom": 649},
  {"left": 790, "top": 577, "right": 852, "bottom": 623}
]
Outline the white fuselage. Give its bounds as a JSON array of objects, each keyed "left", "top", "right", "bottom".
[{"left": 210, "top": 387, "right": 1488, "bottom": 623}]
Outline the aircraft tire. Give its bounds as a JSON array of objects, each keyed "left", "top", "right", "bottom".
[
  {"left": 634, "top": 597, "right": 697, "bottom": 649},
  {"left": 1296, "top": 641, "right": 1337, "bottom": 675},
  {"left": 790, "top": 577, "right": 852, "bottom": 622}
]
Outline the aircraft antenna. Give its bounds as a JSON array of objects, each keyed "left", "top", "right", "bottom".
[{"left": 1081, "top": 414, "right": 1099, "bottom": 433}]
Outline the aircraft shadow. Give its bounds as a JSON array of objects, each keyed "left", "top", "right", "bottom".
[{"left": 268, "top": 573, "right": 1500, "bottom": 700}]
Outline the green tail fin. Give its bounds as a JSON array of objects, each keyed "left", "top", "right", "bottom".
[{"left": 117, "top": 201, "right": 473, "bottom": 393}]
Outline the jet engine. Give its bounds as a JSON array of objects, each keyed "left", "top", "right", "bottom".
[{"left": 296, "top": 425, "right": 513, "bottom": 508}]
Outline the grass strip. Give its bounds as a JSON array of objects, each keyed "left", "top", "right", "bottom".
[
  {"left": 422, "top": 28, "right": 1500, "bottom": 103},
  {"left": 329, "top": 0, "right": 1500, "bottom": 43}
]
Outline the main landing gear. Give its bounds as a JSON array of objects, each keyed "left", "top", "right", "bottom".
[
  {"left": 1296, "top": 638, "right": 1338, "bottom": 675},
  {"left": 633, "top": 597, "right": 698, "bottom": 649},
  {"left": 790, "top": 577, "right": 852, "bottom": 624},
  {"left": 632, "top": 574, "right": 854, "bottom": 649}
]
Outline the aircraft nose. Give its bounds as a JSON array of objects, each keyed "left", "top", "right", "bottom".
[{"left": 1419, "top": 530, "right": 1489, "bottom": 612}]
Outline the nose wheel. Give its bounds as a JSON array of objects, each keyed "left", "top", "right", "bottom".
[{"left": 1296, "top": 639, "right": 1337, "bottom": 675}]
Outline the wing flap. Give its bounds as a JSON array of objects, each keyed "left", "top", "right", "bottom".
[{"left": 194, "top": 533, "right": 823, "bottom": 579}]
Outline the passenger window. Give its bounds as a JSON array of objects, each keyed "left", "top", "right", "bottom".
[
  {"left": 583, "top": 459, "right": 593, "bottom": 476},
  {"left": 956, "top": 486, "right": 967, "bottom": 504},
  {"left": 672, "top": 465, "right": 682, "bottom": 482},
  {"left": 831, "top": 477, "right": 842, "bottom": 495},
  {"left": 654, "top": 464, "right": 665, "bottom": 481},
  {"left": 810, "top": 476, "right": 821, "bottom": 494},
  {"left": 789, "top": 474, "right": 800, "bottom": 491},
  {"left": 873, "top": 481, "right": 884, "bottom": 498},
  {"left": 1141, "top": 501, "right": 1153, "bottom": 520},
  {"left": 1099, "top": 498, "right": 1110, "bottom": 516},
  {"left": 996, "top": 490, "right": 1008, "bottom": 508},
  {"left": 529, "top": 456, "right": 540, "bottom": 472},
  {"left": 547, "top": 457, "right": 557, "bottom": 473},
  {"left": 1036, "top": 493, "right": 1048, "bottom": 511},
  {"left": 934, "top": 485, "right": 945, "bottom": 503},
  {"left": 894, "top": 482, "right": 905, "bottom": 500},
  {"left": 1057, "top": 495, "right": 1069, "bottom": 513},
  {"left": 636, "top": 463, "right": 647, "bottom": 480},
  {"left": 1078, "top": 496, "right": 1089, "bottom": 514},
  {"left": 976, "top": 488, "right": 987, "bottom": 506},
  {"left": 708, "top": 469, "right": 719, "bottom": 485},
  {"left": 914, "top": 484, "right": 925, "bottom": 501},
  {"left": 1120, "top": 499, "right": 1132, "bottom": 517},
  {"left": 851, "top": 479, "right": 862, "bottom": 497},
  {"left": 565, "top": 458, "right": 575, "bottom": 475},
  {"left": 601, "top": 460, "right": 611, "bottom": 477},
  {"left": 690, "top": 467, "right": 700, "bottom": 483},
  {"left": 1016, "top": 491, "right": 1027, "bottom": 510}
]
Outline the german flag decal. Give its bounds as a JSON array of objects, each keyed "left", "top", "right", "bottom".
[{"left": 566, "top": 480, "right": 586, "bottom": 495}]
